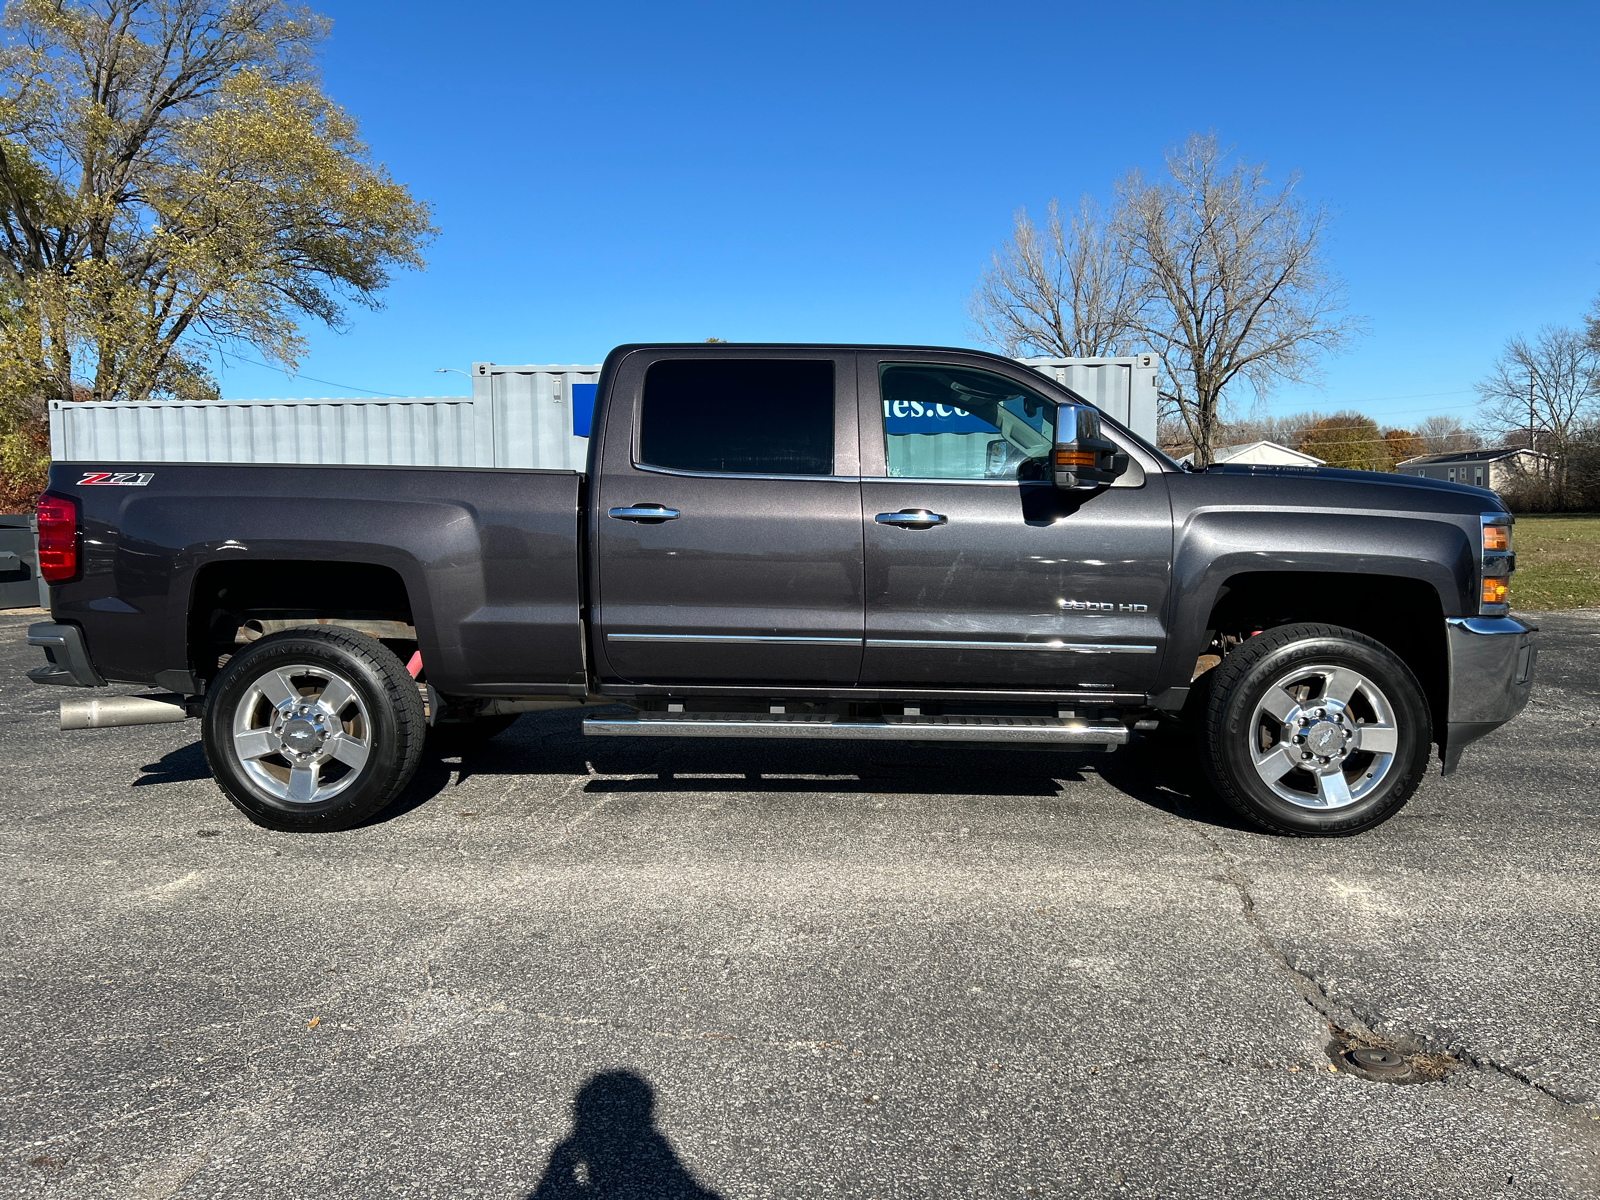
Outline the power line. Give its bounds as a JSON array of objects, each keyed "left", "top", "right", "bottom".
[
  {"left": 219, "top": 354, "right": 406, "bottom": 398},
  {"left": 1313, "top": 387, "right": 1475, "bottom": 405}
]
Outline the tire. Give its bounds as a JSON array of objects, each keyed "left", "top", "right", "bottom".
[
  {"left": 201, "top": 627, "right": 426, "bottom": 832},
  {"left": 427, "top": 712, "right": 520, "bottom": 753},
  {"left": 1200, "top": 623, "right": 1431, "bottom": 837}
]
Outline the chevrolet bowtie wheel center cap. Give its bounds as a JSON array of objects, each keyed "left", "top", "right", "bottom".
[
  {"left": 1306, "top": 721, "right": 1344, "bottom": 758},
  {"left": 281, "top": 716, "right": 326, "bottom": 756}
]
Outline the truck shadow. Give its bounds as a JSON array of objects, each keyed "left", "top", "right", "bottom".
[
  {"left": 524, "top": 1070, "right": 723, "bottom": 1200},
  {"left": 133, "top": 742, "right": 214, "bottom": 786},
  {"left": 376, "top": 711, "right": 1255, "bottom": 833}
]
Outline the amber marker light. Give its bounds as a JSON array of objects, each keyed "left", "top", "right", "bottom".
[
  {"left": 1483, "top": 524, "right": 1510, "bottom": 553},
  {"left": 1481, "top": 576, "right": 1509, "bottom": 607}
]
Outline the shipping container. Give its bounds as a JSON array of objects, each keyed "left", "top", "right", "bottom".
[{"left": 49, "top": 355, "right": 1157, "bottom": 470}]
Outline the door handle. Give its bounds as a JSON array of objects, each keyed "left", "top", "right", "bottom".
[
  {"left": 874, "top": 509, "right": 948, "bottom": 529},
  {"left": 609, "top": 505, "right": 681, "bottom": 522}
]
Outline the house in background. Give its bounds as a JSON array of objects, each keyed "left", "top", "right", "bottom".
[
  {"left": 1177, "top": 440, "right": 1326, "bottom": 468},
  {"left": 1395, "top": 447, "right": 1549, "bottom": 491}
]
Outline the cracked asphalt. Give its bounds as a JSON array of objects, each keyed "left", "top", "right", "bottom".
[{"left": 1, "top": 607, "right": 1598, "bottom": 1199}]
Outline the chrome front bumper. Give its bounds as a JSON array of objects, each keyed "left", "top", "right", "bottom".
[{"left": 1442, "top": 616, "right": 1537, "bottom": 773}]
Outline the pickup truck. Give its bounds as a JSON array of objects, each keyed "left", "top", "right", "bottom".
[{"left": 25, "top": 343, "right": 1537, "bottom": 836}]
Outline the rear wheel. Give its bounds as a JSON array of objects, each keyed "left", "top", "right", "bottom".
[
  {"left": 1201, "top": 623, "right": 1431, "bottom": 836},
  {"left": 202, "top": 627, "right": 425, "bottom": 832}
]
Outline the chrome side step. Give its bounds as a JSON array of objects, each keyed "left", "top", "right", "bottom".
[{"left": 582, "top": 711, "right": 1129, "bottom": 747}]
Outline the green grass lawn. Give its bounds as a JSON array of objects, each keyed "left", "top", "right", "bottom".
[{"left": 1511, "top": 513, "right": 1600, "bottom": 611}]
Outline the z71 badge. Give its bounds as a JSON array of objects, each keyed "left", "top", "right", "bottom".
[{"left": 78, "top": 471, "right": 154, "bottom": 486}]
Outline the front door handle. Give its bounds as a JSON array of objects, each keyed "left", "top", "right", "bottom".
[
  {"left": 609, "top": 505, "right": 681, "bottom": 523},
  {"left": 874, "top": 509, "right": 948, "bottom": 529}
]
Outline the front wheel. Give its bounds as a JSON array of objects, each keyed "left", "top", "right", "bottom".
[
  {"left": 201, "top": 627, "right": 426, "bottom": 832},
  {"left": 1200, "top": 623, "right": 1432, "bottom": 836}
]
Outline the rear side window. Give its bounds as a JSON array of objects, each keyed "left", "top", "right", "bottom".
[{"left": 639, "top": 360, "right": 834, "bottom": 476}]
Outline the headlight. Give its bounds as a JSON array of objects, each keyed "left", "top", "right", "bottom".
[{"left": 1479, "top": 513, "right": 1514, "bottom": 615}]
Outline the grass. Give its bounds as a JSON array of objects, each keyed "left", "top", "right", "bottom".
[{"left": 1510, "top": 514, "right": 1600, "bottom": 611}]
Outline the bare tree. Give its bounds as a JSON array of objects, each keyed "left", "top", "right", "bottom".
[
  {"left": 1476, "top": 325, "right": 1599, "bottom": 480},
  {"left": 1414, "top": 414, "right": 1480, "bottom": 455},
  {"left": 966, "top": 196, "right": 1144, "bottom": 358},
  {"left": 1117, "top": 133, "right": 1362, "bottom": 465}
]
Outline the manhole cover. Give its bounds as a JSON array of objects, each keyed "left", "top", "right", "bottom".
[{"left": 1347, "top": 1047, "right": 1408, "bottom": 1076}]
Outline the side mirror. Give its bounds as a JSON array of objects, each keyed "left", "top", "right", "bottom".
[{"left": 1053, "top": 404, "right": 1128, "bottom": 491}]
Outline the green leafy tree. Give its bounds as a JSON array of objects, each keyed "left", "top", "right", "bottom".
[
  {"left": 0, "top": 0, "right": 435, "bottom": 505},
  {"left": 1295, "top": 412, "right": 1389, "bottom": 471}
]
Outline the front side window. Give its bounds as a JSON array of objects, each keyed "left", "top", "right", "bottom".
[
  {"left": 639, "top": 359, "right": 834, "bottom": 476},
  {"left": 880, "top": 363, "right": 1056, "bottom": 480}
]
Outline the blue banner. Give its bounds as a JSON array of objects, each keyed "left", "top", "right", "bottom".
[{"left": 572, "top": 382, "right": 598, "bottom": 437}]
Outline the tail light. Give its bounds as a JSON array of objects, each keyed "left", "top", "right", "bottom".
[{"left": 36, "top": 494, "right": 78, "bottom": 582}]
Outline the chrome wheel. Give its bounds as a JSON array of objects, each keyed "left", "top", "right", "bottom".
[
  {"left": 231, "top": 662, "right": 372, "bottom": 806},
  {"left": 1248, "top": 663, "right": 1399, "bottom": 810}
]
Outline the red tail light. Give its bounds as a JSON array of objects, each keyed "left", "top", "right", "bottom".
[{"left": 36, "top": 494, "right": 78, "bottom": 582}]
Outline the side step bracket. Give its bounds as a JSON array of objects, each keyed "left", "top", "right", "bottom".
[{"left": 582, "top": 711, "right": 1128, "bottom": 748}]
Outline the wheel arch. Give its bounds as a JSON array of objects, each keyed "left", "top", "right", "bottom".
[
  {"left": 1197, "top": 571, "right": 1449, "bottom": 752},
  {"left": 188, "top": 559, "right": 420, "bottom": 688}
]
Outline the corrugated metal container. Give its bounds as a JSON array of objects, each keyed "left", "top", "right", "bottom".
[
  {"left": 0, "top": 514, "right": 45, "bottom": 610},
  {"left": 469, "top": 363, "right": 599, "bottom": 471},
  {"left": 51, "top": 395, "right": 484, "bottom": 466},
  {"left": 1018, "top": 355, "right": 1160, "bottom": 443},
  {"left": 49, "top": 355, "right": 1156, "bottom": 470}
]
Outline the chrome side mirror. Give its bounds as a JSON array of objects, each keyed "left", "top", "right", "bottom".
[{"left": 1053, "top": 404, "right": 1128, "bottom": 491}]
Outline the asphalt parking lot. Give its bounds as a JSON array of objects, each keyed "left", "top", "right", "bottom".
[{"left": 1, "top": 608, "right": 1597, "bottom": 1199}]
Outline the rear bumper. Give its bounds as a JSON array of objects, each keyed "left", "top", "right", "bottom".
[
  {"left": 1441, "top": 616, "right": 1536, "bottom": 773},
  {"left": 25, "top": 622, "right": 105, "bottom": 688}
]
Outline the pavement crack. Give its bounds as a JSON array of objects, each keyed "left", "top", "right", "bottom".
[
  {"left": 1456, "top": 1049, "right": 1591, "bottom": 1107},
  {"left": 1189, "top": 827, "right": 1369, "bottom": 1035},
  {"left": 1188, "top": 826, "right": 1593, "bottom": 1111}
]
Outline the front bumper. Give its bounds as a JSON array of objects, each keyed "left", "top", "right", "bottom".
[
  {"left": 1442, "top": 616, "right": 1536, "bottom": 773},
  {"left": 26, "top": 623, "right": 105, "bottom": 688}
]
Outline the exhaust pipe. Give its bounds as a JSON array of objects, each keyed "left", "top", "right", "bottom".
[{"left": 60, "top": 693, "right": 196, "bottom": 731}]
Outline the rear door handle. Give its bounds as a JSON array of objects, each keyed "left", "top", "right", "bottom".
[
  {"left": 609, "top": 505, "right": 681, "bottom": 522},
  {"left": 874, "top": 509, "right": 948, "bottom": 529}
]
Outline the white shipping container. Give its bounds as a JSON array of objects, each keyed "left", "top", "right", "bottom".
[{"left": 49, "top": 355, "right": 1157, "bottom": 469}]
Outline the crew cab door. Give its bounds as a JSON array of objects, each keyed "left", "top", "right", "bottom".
[
  {"left": 592, "top": 350, "right": 864, "bottom": 686},
  {"left": 857, "top": 354, "right": 1172, "bottom": 699}
]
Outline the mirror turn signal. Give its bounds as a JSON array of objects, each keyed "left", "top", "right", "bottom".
[{"left": 1053, "top": 403, "right": 1129, "bottom": 491}]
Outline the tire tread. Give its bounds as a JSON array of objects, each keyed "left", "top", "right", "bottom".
[
  {"left": 1199, "top": 622, "right": 1430, "bottom": 837},
  {"left": 203, "top": 626, "right": 426, "bottom": 831}
]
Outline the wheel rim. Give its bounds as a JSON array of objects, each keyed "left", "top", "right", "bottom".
[
  {"left": 231, "top": 662, "right": 373, "bottom": 807},
  {"left": 1247, "top": 662, "right": 1400, "bottom": 811}
]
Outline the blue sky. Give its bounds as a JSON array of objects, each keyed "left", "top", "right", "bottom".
[{"left": 214, "top": 1, "right": 1600, "bottom": 433}]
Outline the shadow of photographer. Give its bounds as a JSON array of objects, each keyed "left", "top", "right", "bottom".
[{"left": 527, "top": 1070, "right": 723, "bottom": 1200}]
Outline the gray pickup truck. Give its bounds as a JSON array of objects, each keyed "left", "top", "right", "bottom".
[{"left": 26, "top": 343, "right": 1536, "bottom": 836}]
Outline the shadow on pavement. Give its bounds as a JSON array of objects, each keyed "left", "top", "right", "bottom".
[
  {"left": 365, "top": 709, "right": 1257, "bottom": 833},
  {"left": 526, "top": 1070, "right": 723, "bottom": 1200},
  {"left": 133, "top": 741, "right": 214, "bottom": 786}
]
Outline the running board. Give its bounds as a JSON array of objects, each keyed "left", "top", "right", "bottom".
[{"left": 582, "top": 711, "right": 1129, "bottom": 747}]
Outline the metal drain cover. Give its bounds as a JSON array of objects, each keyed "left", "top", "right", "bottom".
[{"left": 1347, "top": 1047, "right": 1407, "bottom": 1075}]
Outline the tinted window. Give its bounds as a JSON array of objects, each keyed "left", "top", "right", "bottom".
[
  {"left": 880, "top": 363, "right": 1055, "bottom": 480},
  {"left": 640, "top": 360, "right": 834, "bottom": 475}
]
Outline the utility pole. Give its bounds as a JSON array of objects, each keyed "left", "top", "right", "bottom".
[
  {"left": 1528, "top": 371, "right": 1536, "bottom": 453},
  {"left": 1528, "top": 371, "right": 1542, "bottom": 480}
]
